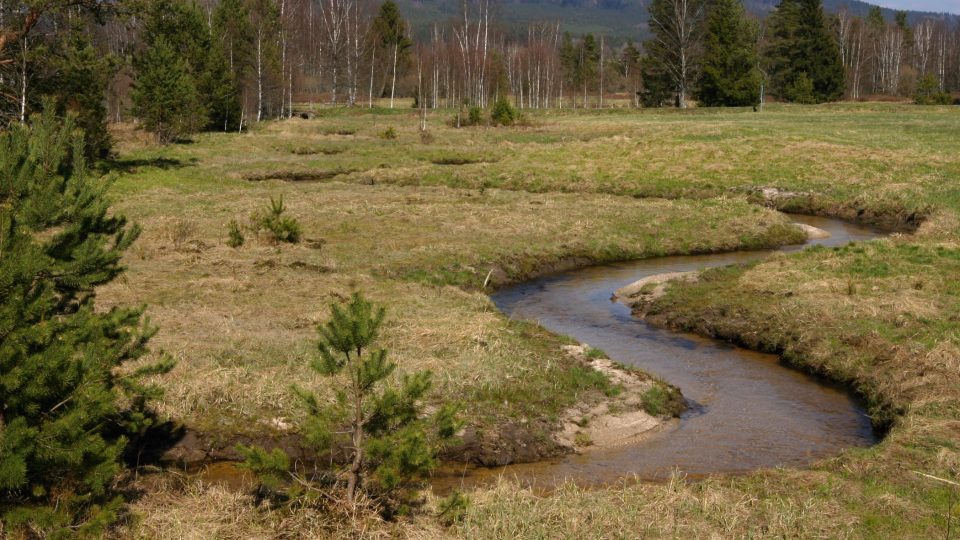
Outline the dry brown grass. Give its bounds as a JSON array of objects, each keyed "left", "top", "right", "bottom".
[
  {"left": 104, "top": 104, "right": 960, "bottom": 537},
  {"left": 100, "top": 181, "right": 798, "bottom": 434}
]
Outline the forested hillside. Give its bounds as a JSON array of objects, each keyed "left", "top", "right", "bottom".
[{"left": 398, "top": 0, "right": 959, "bottom": 43}]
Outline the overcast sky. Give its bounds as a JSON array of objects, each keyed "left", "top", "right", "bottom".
[{"left": 869, "top": 0, "right": 960, "bottom": 14}]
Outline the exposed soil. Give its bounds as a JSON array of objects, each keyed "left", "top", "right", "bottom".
[
  {"left": 554, "top": 344, "right": 676, "bottom": 451},
  {"left": 741, "top": 186, "right": 926, "bottom": 232},
  {"left": 613, "top": 271, "right": 698, "bottom": 305}
]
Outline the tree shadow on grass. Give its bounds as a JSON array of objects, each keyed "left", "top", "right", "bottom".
[{"left": 99, "top": 157, "right": 195, "bottom": 175}]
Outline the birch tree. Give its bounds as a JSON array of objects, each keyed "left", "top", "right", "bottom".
[{"left": 644, "top": 0, "right": 705, "bottom": 109}]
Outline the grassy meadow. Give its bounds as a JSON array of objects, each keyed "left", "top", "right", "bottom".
[{"left": 103, "top": 103, "right": 960, "bottom": 537}]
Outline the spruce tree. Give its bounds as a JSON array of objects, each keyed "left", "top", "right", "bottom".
[
  {"left": 580, "top": 34, "right": 600, "bottom": 106},
  {"left": 240, "top": 293, "right": 458, "bottom": 510},
  {"left": 0, "top": 108, "right": 172, "bottom": 535},
  {"left": 765, "top": 0, "right": 845, "bottom": 103},
  {"left": 697, "top": 0, "right": 761, "bottom": 107},
  {"left": 560, "top": 32, "right": 578, "bottom": 106},
  {"left": 132, "top": 37, "right": 205, "bottom": 143},
  {"left": 621, "top": 40, "right": 642, "bottom": 106},
  {"left": 373, "top": 0, "right": 412, "bottom": 108},
  {"left": 199, "top": 46, "right": 243, "bottom": 132}
]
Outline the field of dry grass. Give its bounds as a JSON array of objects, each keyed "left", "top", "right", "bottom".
[{"left": 106, "top": 103, "right": 960, "bottom": 537}]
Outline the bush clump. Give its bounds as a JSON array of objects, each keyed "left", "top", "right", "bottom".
[
  {"left": 226, "top": 219, "right": 245, "bottom": 248},
  {"left": 252, "top": 195, "right": 302, "bottom": 244},
  {"left": 239, "top": 293, "right": 460, "bottom": 513},
  {"left": 915, "top": 74, "right": 952, "bottom": 105},
  {"left": 490, "top": 96, "right": 517, "bottom": 126},
  {"left": 379, "top": 126, "right": 398, "bottom": 140}
]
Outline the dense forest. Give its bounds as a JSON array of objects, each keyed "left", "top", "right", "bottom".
[{"left": 0, "top": 0, "right": 956, "bottom": 147}]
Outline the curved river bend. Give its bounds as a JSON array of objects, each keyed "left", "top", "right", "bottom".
[{"left": 435, "top": 215, "right": 882, "bottom": 489}]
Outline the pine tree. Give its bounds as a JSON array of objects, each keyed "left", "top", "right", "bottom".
[
  {"left": 213, "top": 0, "right": 254, "bottom": 75},
  {"left": 580, "top": 34, "right": 600, "bottom": 106},
  {"left": 373, "top": 0, "right": 412, "bottom": 108},
  {"left": 132, "top": 37, "right": 205, "bottom": 143},
  {"left": 43, "top": 29, "right": 114, "bottom": 159},
  {"left": 240, "top": 293, "right": 458, "bottom": 509},
  {"left": 199, "top": 46, "right": 243, "bottom": 132},
  {"left": 697, "top": 0, "right": 761, "bottom": 107},
  {"left": 0, "top": 108, "right": 172, "bottom": 535},
  {"left": 560, "top": 32, "right": 580, "bottom": 109},
  {"left": 765, "top": 0, "right": 845, "bottom": 103},
  {"left": 621, "top": 40, "right": 642, "bottom": 107}
]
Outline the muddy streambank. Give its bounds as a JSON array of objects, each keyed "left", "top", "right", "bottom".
[
  {"left": 429, "top": 215, "right": 883, "bottom": 491},
  {"left": 158, "top": 342, "right": 679, "bottom": 471},
  {"left": 741, "top": 186, "right": 926, "bottom": 232}
]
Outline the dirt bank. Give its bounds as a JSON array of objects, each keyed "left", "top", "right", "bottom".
[
  {"left": 157, "top": 343, "right": 682, "bottom": 470},
  {"left": 555, "top": 344, "right": 681, "bottom": 451},
  {"left": 741, "top": 186, "right": 926, "bottom": 232}
]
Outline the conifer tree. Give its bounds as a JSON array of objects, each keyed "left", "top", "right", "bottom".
[
  {"left": 199, "top": 46, "right": 244, "bottom": 132},
  {"left": 697, "top": 0, "right": 761, "bottom": 107},
  {"left": 38, "top": 28, "right": 114, "bottom": 159},
  {"left": 132, "top": 37, "right": 205, "bottom": 143},
  {"left": 559, "top": 32, "right": 578, "bottom": 106},
  {"left": 240, "top": 293, "right": 458, "bottom": 509},
  {"left": 373, "top": 0, "right": 412, "bottom": 108},
  {"left": 0, "top": 108, "right": 172, "bottom": 535},
  {"left": 579, "top": 34, "right": 600, "bottom": 106},
  {"left": 621, "top": 40, "right": 642, "bottom": 107},
  {"left": 213, "top": 0, "right": 254, "bottom": 75},
  {"left": 765, "top": 0, "right": 845, "bottom": 103}
]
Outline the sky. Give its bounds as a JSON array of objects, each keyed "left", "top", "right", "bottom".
[{"left": 869, "top": 0, "right": 960, "bottom": 14}]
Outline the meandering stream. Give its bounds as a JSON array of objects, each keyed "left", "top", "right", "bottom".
[{"left": 433, "top": 215, "right": 882, "bottom": 491}]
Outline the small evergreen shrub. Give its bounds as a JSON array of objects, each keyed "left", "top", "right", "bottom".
[
  {"left": 226, "top": 219, "right": 245, "bottom": 248},
  {"left": 239, "top": 293, "right": 459, "bottom": 511},
  {"left": 490, "top": 96, "right": 517, "bottom": 126},
  {"left": 252, "top": 195, "right": 302, "bottom": 244},
  {"left": 915, "top": 74, "right": 952, "bottom": 105},
  {"left": 437, "top": 491, "right": 470, "bottom": 526},
  {"left": 785, "top": 72, "right": 817, "bottom": 104},
  {"left": 468, "top": 106, "right": 483, "bottom": 126},
  {"left": 380, "top": 126, "right": 398, "bottom": 140}
]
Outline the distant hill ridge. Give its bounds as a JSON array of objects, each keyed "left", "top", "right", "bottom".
[{"left": 398, "top": 0, "right": 959, "bottom": 43}]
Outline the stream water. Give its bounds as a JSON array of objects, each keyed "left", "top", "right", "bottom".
[{"left": 432, "top": 215, "right": 882, "bottom": 491}]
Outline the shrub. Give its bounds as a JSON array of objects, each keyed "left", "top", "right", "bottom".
[
  {"left": 490, "top": 96, "right": 517, "bottom": 126},
  {"left": 380, "top": 126, "right": 398, "bottom": 140},
  {"left": 784, "top": 72, "right": 817, "bottom": 104},
  {"left": 468, "top": 106, "right": 483, "bottom": 126},
  {"left": 252, "top": 195, "right": 301, "bottom": 244},
  {"left": 915, "top": 74, "right": 952, "bottom": 105},
  {"left": 226, "top": 219, "right": 245, "bottom": 248},
  {"left": 437, "top": 491, "right": 470, "bottom": 526},
  {"left": 240, "top": 293, "right": 459, "bottom": 512}
]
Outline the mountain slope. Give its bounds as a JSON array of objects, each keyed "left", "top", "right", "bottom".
[{"left": 399, "top": 0, "right": 958, "bottom": 43}]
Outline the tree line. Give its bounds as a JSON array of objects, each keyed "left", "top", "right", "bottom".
[{"left": 0, "top": 0, "right": 957, "bottom": 147}]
